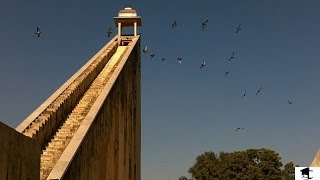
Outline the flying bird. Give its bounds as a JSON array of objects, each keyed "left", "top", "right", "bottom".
[
  {"left": 256, "top": 86, "right": 263, "bottom": 95},
  {"left": 35, "top": 27, "right": 41, "bottom": 37},
  {"left": 161, "top": 58, "right": 166, "bottom": 61},
  {"left": 288, "top": 100, "right": 294, "bottom": 104},
  {"left": 225, "top": 71, "right": 229, "bottom": 77},
  {"left": 200, "top": 60, "right": 206, "bottom": 68},
  {"left": 201, "top": 19, "right": 209, "bottom": 30},
  {"left": 177, "top": 57, "right": 182, "bottom": 64},
  {"left": 235, "top": 127, "right": 244, "bottom": 132},
  {"left": 242, "top": 90, "right": 247, "bottom": 98},
  {"left": 106, "top": 26, "right": 112, "bottom": 37},
  {"left": 228, "top": 51, "right": 235, "bottom": 61},
  {"left": 143, "top": 45, "right": 148, "bottom": 54},
  {"left": 171, "top": 20, "right": 177, "bottom": 28},
  {"left": 150, "top": 54, "right": 155, "bottom": 60},
  {"left": 236, "top": 24, "right": 242, "bottom": 33}
]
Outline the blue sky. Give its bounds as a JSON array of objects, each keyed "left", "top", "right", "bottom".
[{"left": 1, "top": 0, "right": 320, "bottom": 179}]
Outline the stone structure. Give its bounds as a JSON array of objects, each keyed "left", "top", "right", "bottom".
[
  {"left": 0, "top": 6, "right": 141, "bottom": 180},
  {"left": 0, "top": 121, "right": 40, "bottom": 180},
  {"left": 311, "top": 149, "right": 320, "bottom": 167},
  {"left": 114, "top": 6, "right": 142, "bottom": 39}
]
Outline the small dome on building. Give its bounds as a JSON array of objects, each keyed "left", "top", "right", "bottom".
[{"left": 118, "top": 7, "right": 138, "bottom": 17}]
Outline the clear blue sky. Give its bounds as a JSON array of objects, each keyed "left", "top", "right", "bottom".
[{"left": 1, "top": 0, "right": 320, "bottom": 179}]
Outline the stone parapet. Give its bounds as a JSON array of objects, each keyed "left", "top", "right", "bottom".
[
  {"left": 17, "top": 37, "right": 119, "bottom": 151},
  {"left": 0, "top": 121, "right": 40, "bottom": 180}
]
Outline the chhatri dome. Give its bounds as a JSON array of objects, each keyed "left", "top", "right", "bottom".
[{"left": 118, "top": 6, "right": 138, "bottom": 17}]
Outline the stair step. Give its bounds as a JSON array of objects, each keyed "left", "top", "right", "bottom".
[{"left": 39, "top": 44, "right": 124, "bottom": 180}]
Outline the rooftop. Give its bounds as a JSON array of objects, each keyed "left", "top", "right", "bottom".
[{"left": 118, "top": 7, "right": 137, "bottom": 17}]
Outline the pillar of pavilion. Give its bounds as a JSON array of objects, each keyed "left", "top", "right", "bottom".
[{"left": 114, "top": 5, "right": 142, "bottom": 43}]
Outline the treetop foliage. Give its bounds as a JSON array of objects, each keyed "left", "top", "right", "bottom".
[{"left": 182, "top": 148, "right": 296, "bottom": 180}]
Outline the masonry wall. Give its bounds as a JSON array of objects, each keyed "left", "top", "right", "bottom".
[
  {"left": 311, "top": 149, "right": 320, "bottom": 167},
  {"left": 16, "top": 39, "right": 118, "bottom": 152},
  {"left": 62, "top": 39, "right": 141, "bottom": 180},
  {"left": 0, "top": 121, "right": 40, "bottom": 180}
]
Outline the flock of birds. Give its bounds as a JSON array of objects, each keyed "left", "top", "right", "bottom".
[
  {"left": 141, "top": 20, "right": 218, "bottom": 66},
  {"left": 141, "top": 21, "right": 240, "bottom": 68},
  {"left": 142, "top": 20, "right": 293, "bottom": 132},
  {"left": 142, "top": 21, "right": 244, "bottom": 132},
  {"left": 33, "top": 17, "right": 294, "bottom": 133}
]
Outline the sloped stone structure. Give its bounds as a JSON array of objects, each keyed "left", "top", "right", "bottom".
[{"left": 0, "top": 6, "right": 141, "bottom": 180}]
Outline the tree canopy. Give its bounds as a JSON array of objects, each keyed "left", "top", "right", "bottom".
[{"left": 183, "top": 148, "right": 296, "bottom": 180}]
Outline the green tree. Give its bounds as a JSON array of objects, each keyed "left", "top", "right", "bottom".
[
  {"left": 185, "top": 148, "right": 297, "bottom": 180},
  {"left": 282, "top": 162, "right": 295, "bottom": 180},
  {"left": 178, "top": 176, "right": 189, "bottom": 180}
]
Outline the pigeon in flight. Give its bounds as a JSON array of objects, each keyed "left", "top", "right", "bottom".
[
  {"left": 161, "top": 58, "right": 166, "bottom": 61},
  {"left": 200, "top": 60, "right": 206, "bottom": 68},
  {"left": 288, "top": 100, "right": 294, "bottom": 104},
  {"left": 143, "top": 45, "right": 148, "bottom": 54},
  {"left": 35, "top": 27, "right": 41, "bottom": 37},
  {"left": 177, "top": 57, "right": 182, "bottom": 64},
  {"left": 242, "top": 90, "right": 247, "bottom": 98},
  {"left": 236, "top": 24, "right": 242, "bottom": 33},
  {"left": 201, "top": 19, "right": 209, "bottom": 30},
  {"left": 150, "top": 54, "right": 155, "bottom": 60},
  {"left": 225, "top": 71, "right": 229, "bottom": 77},
  {"left": 235, "top": 127, "right": 244, "bottom": 132},
  {"left": 228, "top": 51, "right": 235, "bottom": 61},
  {"left": 256, "top": 86, "right": 262, "bottom": 95},
  {"left": 171, "top": 20, "right": 177, "bottom": 28},
  {"left": 106, "top": 26, "right": 112, "bottom": 37}
]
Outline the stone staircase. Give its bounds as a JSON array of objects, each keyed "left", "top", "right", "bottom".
[
  {"left": 32, "top": 46, "right": 126, "bottom": 180},
  {"left": 21, "top": 41, "right": 119, "bottom": 152}
]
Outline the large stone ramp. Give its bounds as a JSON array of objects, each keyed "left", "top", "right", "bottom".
[
  {"left": 47, "top": 36, "right": 140, "bottom": 179},
  {"left": 15, "top": 35, "right": 141, "bottom": 179},
  {"left": 40, "top": 46, "right": 127, "bottom": 179},
  {"left": 16, "top": 37, "right": 119, "bottom": 151}
]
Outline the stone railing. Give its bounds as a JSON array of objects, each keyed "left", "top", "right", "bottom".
[{"left": 16, "top": 37, "right": 119, "bottom": 150}]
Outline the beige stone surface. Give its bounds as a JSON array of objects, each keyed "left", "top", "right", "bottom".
[
  {"left": 311, "top": 149, "right": 320, "bottom": 167},
  {"left": 0, "top": 121, "right": 40, "bottom": 180},
  {"left": 46, "top": 36, "right": 141, "bottom": 180},
  {"left": 17, "top": 38, "right": 119, "bottom": 153},
  {"left": 2, "top": 34, "right": 141, "bottom": 180},
  {"left": 16, "top": 36, "right": 118, "bottom": 134},
  {"left": 41, "top": 45, "right": 127, "bottom": 179}
]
